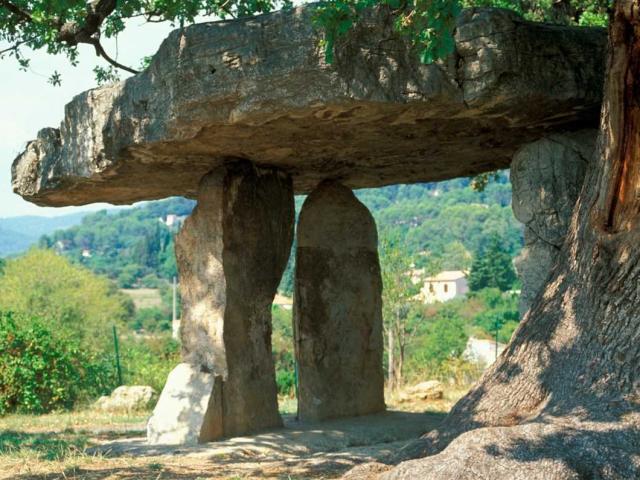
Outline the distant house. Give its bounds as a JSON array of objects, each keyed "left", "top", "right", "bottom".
[
  {"left": 419, "top": 270, "right": 469, "bottom": 304},
  {"left": 81, "top": 248, "right": 92, "bottom": 258},
  {"left": 160, "top": 214, "right": 187, "bottom": 229},
  {"left": 55, "top": 240, "right": 70, "bottom": 251},
  {"left": 165, "top": 214, "right": 178, "bottom": 227}
]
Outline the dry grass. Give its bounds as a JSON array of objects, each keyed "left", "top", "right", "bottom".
[
  {"left": 120, "top": 288, "right": 163, "bottom": 310},
  {"left": 0, "top": 389, "right": 467, "bottom": 480}
]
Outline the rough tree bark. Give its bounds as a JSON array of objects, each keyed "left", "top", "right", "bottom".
[
  {"left": 376, "top": 1, "right": 640, "bottom": 477},
  {"left": 388, "top": 325, "right": 396, "bottom": 391}
]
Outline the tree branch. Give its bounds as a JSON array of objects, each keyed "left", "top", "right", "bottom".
[
  {"left": 0, "top": 38, "right": 29, "bottom": 55},
  {"left": 0, "top": 0, "right": 32, "bottom": 23},
  {"left": 57, "top": 0, "right": 117, "bottom": 45},
  {"left": 54, "top": 0, "right": 139, "bottom": 75},
  {"left": 88, "top": 38, "right": 139, "bottom": 74}
]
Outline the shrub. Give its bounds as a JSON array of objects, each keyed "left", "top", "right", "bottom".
[
  {"left": 471, "top": 288, "right": 519, "bottom": 343},
  {"left": 131, "top": 307, "right": 171, "bottom": 332},
  {"left": 271, "top": 306, "right": 296, "bottom": 396},
  {"left": 119, "top": 335, "right": 180, "bottom": 392},
  {"left": 0, "top": 249, "right": 131, "bottom": 350},
  {"left": 275, "top": 367, "right": 296, "bottom": 397},
  {"left": 0, "top": 313, "right": 114, "bottom": 415}
]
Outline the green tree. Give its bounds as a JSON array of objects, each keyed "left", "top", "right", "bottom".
[
  {"left": 470, "top": 288, "right": 519, "bottom": 342},
  {"left": 0, "top": 0, "right": 608, "bottom": 87},
  {"left": 0, "top": 0, "right": 292, "bottom": 85},
  {"left": 380, "top": 232, "right": 421, "bottom": 391},
  {"left": 0, "top": 312, "right": 114, "bottom": 414},
  {"left": 468, "top": 236, "right": 517, "bottom": 292},
  {"left": 0, "top": 249, "right": 132, "bottom": 348}
]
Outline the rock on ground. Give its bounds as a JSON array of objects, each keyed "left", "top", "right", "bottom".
[
  {"left": 147, "top": 363, "right": 223, "bottom": 445},
  {"left": 11, "top": 7, "right": 604, "bottom": 207},
  {"left": 294, "top": 182, "right": 385, "bottom": 422},
  {"left": 398, "top": 381, "right": 444, "bottom": 403},
  {"left": 95, "top": 385, "right": 156, "bottom": 412}
]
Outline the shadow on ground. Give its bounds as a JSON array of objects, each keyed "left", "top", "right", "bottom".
[
  {"left": 3, "top": 410, "right": 446, "bottom": 479},
  {"left": 94, "top": 410, "right": 444, "bottom": 459}
]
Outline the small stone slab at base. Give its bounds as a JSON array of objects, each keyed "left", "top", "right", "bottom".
[{"left": 147, "top": 363, "right": 222, "bottom": 445}]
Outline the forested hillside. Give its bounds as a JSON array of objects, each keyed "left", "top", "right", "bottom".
[
  {"left": 39, "top": 198, "right": 195, "bottom": 288},
  {"left": 38, "top": 173, "right": 521, "bottom": 290},
  {"left": 0, "top": 211, "right": 86, "bottom": 256},
  {"left": 280, "top": 173, "right": 521, "bottom": 294},
  {"left": 359, "top": 173, "right": 520, "bottom": 265}
]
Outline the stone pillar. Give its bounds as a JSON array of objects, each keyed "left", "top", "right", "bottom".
[
  {"left": 511, "top": 130, "right": 595, "bottom": 316},
  {"left": 148, "top": 163, "right": 294, "bottom": 443},
  {"left": 293, "top": 181, "right": 385, "bottom": 422}
]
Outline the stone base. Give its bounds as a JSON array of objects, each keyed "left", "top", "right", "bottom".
[{"left": 147, "top": 363, "right": 223, "bottom": 445}]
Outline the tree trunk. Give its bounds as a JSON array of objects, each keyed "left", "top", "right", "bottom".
[
  {"left": 381, "top": 2, "right": 640, "bottom": 477},
  {"left": 397, "top": 319, "right": 405, "bottom": 388},
  {"left": 388, "top": 324, "right": 396, "bottom": 391}
]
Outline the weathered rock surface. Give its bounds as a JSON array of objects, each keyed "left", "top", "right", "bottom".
[
  {"left": 382, "top": 419, "right": 640, "bottom": 480},
  {"left": 147, "top": 363, "right": 223, "bottom": 445},
  {"left": 511, "top": 130, "right": 595, "bottom": 315},
  {"left": 11, "top": 7, "right": 605, "bottom": 207},
  {"left": 175, "top": 163, "right": 294, "bottom": 437},
  {"left": 294, "top": 182, "right": 385, "bottom": 422},
  {"left": 95, "top": 385, "right": 156, "bottom": 412}
]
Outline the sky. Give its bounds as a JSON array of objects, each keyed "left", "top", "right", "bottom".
[{"left": 0, "top": 19, "right": 177, "bottom": 218}]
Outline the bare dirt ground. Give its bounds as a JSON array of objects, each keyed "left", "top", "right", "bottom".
[{"left": 0, "top": 392, "right": 463, "bottom": 480}]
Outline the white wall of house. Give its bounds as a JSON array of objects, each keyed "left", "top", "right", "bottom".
[{"left": 420, "top": 271, "right": 469, "bottom": 303}]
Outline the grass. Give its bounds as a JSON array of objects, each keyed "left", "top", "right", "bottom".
[
  {"left": 0, "top": 409, "right": 148, "bottom": 468},
  {"left": 0, "top": 410, "right": 148, "bottom": 432},
  {"left": 0, "top": 408, "right": 155, "bottom": 479},
  {"left": 120, "top": 288, "right": 163, "bottom": 309},
  {"left": 0, "top": 386, "right": 468, "bottom": 479},
  {"left": 0, "top": 430, "right": 90, "bottom": 461},
  {"left": 278, "top": 396, "right": 298, "bottom": 416}
]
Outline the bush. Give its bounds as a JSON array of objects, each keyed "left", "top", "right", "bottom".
[
  {"left": 119, "top": 335, "right": 180, "bottom": 392},
  {"left": 275, "top": 367, "right": 296, "bottom": 397},
  {"left": 0, "top": 313, "right": 115, "bottom": 415},
  {"left": 471, "top": 288, "right": 519, "bottom": 343},
  {"left": 0, "top": 249, "right": 132, "bottom": 350},
  {"left": 131, "top": 307, "right": 171, "bottom": 332},
  {"left": 139, "top": 274, "right": 161, "bottom": 289},
  {"left": 271, "top": 306, "right": 296, "bottom": 396}
]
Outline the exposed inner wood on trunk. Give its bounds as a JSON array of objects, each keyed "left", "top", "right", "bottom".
[{"left": 608, "top": 4, "right": 640, "bottom": 231}]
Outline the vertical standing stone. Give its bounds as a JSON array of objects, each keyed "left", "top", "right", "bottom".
[
  {"left": 510, "top": 131, "right": 594, "bottom": 316},
  {"left": 294, "top": 181, "right": 385, "bottom": 422},
  {"left": 149, "top": 163, "right": 294, "bottom": 444}
]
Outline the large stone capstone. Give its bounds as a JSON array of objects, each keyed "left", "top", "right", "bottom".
[
  {"left": 511, "top": 130, "right": 595, "bottom": 315},
  {"left": 294, "top": 182, "right": 385, "bottom": 421},
  {"left": 11, "top": 7, "right": 605, "bottom": 207},
  {"left": 170, "top": 163, "right": 295, "bottom": 439}
]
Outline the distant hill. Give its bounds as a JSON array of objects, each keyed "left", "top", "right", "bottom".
[
  {"left": 40, "top": 198, "right": 196, "bottom": 288},
  {"left": 0, "top": 211, "right": 87, "bottom": 256},
  {"left": 37, "top": 175, "right": 523, "bottom": 292}
]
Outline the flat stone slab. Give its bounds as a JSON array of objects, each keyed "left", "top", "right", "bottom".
[
  {"left": 11, "top": 6, "right": 605, "bottom": 207},
  {"left": 97, "top": 410, "right": 444, "bottom": 457},
  {"left": 147, "top": 363, "right": 223, "bottom": 445}
]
